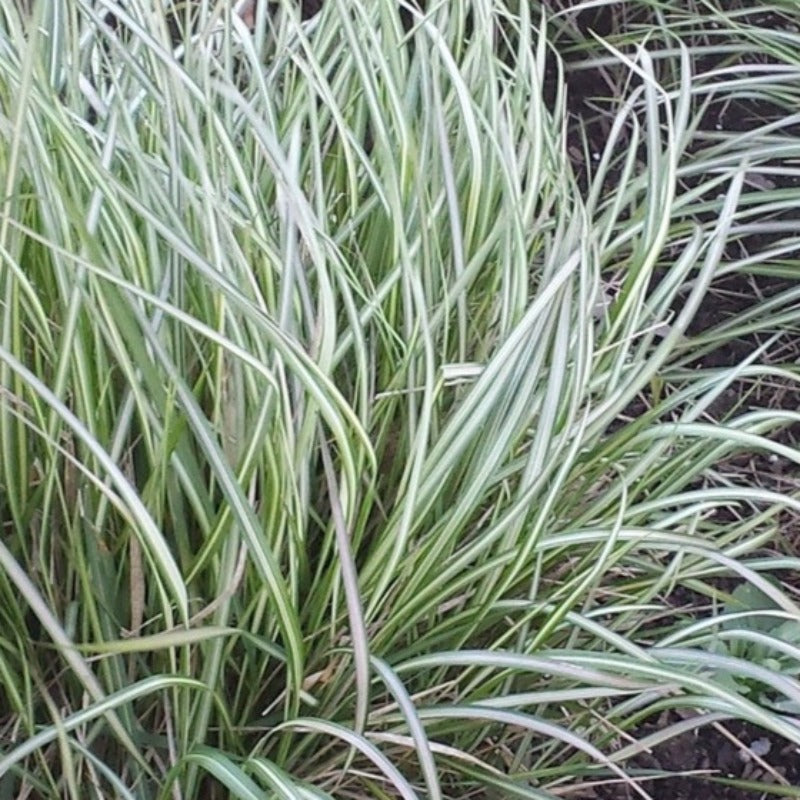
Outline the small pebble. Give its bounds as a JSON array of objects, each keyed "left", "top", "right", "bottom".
[{"left": 739, "top": 737, "right": 771, "bottom": 761}]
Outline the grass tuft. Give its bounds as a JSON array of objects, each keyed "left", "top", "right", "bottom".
[{"left": 2, "top": 1, "right": 800, "bottom": 797}]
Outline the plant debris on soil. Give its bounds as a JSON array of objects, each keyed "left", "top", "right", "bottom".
[{"left": 596, "top": 716, "right": 800, "bottom": 799}]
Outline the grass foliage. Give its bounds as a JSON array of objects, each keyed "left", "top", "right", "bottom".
[{"left": 1, "top": 0, "right": 800, "bottom": 797}]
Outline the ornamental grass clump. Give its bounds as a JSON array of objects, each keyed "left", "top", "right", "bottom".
[{"left": 1, "top": 1, "right": 800, "bottom": 797}]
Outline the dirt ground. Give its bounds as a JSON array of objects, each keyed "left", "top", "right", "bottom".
[
  {"left": 549, "top": 4, "right": 800, "bottom": 798},
  {"left": 604, "top": 719, "right": 800, "bottom": 799}
]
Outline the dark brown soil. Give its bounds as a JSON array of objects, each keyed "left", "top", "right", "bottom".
[
  {"left": 596, "top": 716, "right": 800, "bottom": 799},
  {"left": 547, "top": 3, "right": 800, "bottom": 796}
]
